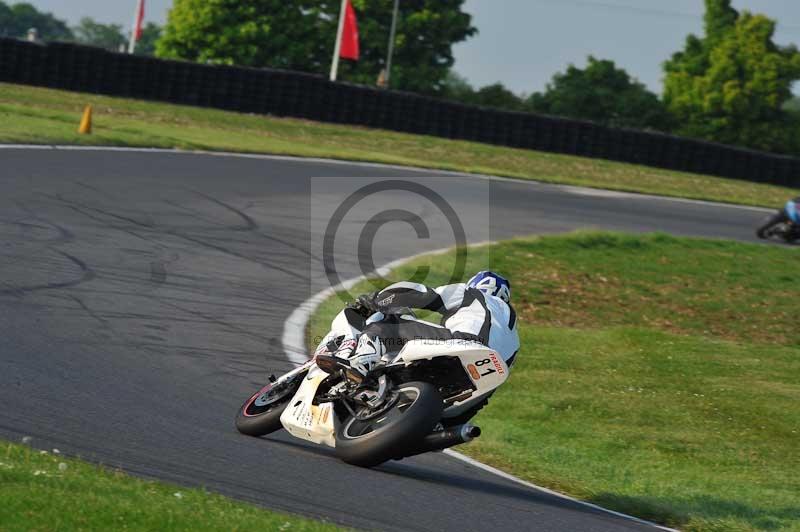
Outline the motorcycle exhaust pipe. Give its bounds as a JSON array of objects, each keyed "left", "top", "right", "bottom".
[{"left": 403, "top": 424, "right": 481, "bottom": 459}]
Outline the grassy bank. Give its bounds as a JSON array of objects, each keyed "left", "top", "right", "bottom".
[
  {"left": 0, "top": 82, "right": 795, "bottom": 208},
  {"left": 0, "top": 440, "right": 343, "bottom": 531},
  {"left": 308, "top": 233, "right": 800, "bottom": 531}
]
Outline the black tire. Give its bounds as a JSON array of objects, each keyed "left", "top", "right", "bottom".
[
  {"left": 335, "top": 381, "right": 443, "bottom": 468},
  {"left": 235, "top": 378, "right": 302, "bottom": 437},
  {"left": 784, "top": 225, "right": 800, "bottom": 244},
  {"left": 756, "top": 212, "right": 786, "bottom": 239}
]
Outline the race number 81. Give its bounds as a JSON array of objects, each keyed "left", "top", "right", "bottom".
[{"left": 475, "top": 358, "right": 496, "bottom": 377}]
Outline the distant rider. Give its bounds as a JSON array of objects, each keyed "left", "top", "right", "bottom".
[
  {"left": 314, "top": 271, "right": 520, "bottom": 378},
  {"left": 756, "top": 196, "right": 800, "bottom": 239}
]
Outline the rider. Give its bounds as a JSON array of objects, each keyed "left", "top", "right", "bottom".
[
  {"left": 756, "top": 196, "right": 800, "bottom": 239},
  {"left": 315, "top": 271, "right": 520, "bottom": 377}
]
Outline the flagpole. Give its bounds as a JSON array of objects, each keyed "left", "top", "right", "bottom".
[
  {"left": 330, "top": 0, "right": 348, "bottom": 81},
  {"left": 128, "top": 0, "right": 144, "bottom": 54},
  {"left": 385, "top": 0, "right": 400, "bottom": 87}
]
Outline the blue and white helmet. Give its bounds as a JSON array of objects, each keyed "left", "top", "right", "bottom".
[{"left": 468, "top": 271, "right": 511, "bottom": 303}]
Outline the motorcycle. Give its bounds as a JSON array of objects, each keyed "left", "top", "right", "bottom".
[
  {"left": 756, "top": 198, "right": 800, "bottom": 243},
  {"left": 235, "top": 308, "right": 508, "bottom": 467}
]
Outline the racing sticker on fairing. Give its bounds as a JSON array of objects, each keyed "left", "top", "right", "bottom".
[{"left": 468, "top": 353, "right": 505, "bottom": 381}]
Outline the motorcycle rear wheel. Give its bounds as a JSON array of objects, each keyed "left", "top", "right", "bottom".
[{"left": 335, "top": 381, "right": 442, "bottom": 468}]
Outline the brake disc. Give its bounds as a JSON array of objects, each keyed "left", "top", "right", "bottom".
[{"left": 353, "top": 390, "right": 401, "bottom": 421}]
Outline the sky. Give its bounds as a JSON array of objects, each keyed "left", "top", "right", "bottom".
[{"left": 20, "top": 0, "right": 800, "bottom": 95}]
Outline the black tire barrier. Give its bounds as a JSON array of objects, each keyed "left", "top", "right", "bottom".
[{"left": 1, "top": 37, "right": 799, "bottom": 187}]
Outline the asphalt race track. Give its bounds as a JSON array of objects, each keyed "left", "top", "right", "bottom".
[{"left": 0, "top": 147, "right": 770, "bottom": 531}]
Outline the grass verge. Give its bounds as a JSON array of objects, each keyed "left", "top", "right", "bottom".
[
  {"left": 308, "top": 232, "right": 800, "bottom": 532},
  {"left": 0, "top": 82, "right": 795, "bottom": 208},
  {"left": 0, "top": 440, "right": 343, "bottom": 531}
]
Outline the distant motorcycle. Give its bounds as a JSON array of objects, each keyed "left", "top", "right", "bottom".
[
  {"left": 756, "top": 198, "right": 800, "bottom": 243},
  {"left": 235, "top": 307, "right": 507, "bottom": 468}
]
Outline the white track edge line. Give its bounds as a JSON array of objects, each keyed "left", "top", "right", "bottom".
[
  {"left": 442, "top": 450, "right": 679, "bottom": 531},
  {"left": 0, "top": 144, "right": 773, "bottom": 213},
  {"left": 280, "top": 242, "right": 678, "bottom": 531}
]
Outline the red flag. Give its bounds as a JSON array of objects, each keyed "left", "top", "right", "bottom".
[
  {"left": 133, "top": 0, "right": 145, "bottom": 41},
  {"left": 340, "top": 0, "right": 360, "bottom": 61}
]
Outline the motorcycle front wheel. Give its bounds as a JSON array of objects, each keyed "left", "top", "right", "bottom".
[
  {"left": 756, "top": 211, "right": 787, "bottom": 240},
  {"left": 335, "top": 381, "right": 443, "bottom": 468},
  {"left": 235, "top": 375, "right": 303, "bottom": 437}
]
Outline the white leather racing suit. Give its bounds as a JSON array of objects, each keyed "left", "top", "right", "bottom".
[{"left": 316, "top": 281, "right": 520, "bottom": 368}]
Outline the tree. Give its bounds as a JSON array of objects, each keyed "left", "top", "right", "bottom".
[
  {"left": 0, "top": 1, "right": 72, "bottom": 41},
  {"left": 157, "top": 1, "right": 324, "bottom": 70},
  {"left": 442, "top": 72, "right": 527, "bottom": 112},
  {"left": 468, "top": 83, "right": 527, "bottom": 111},
  {"left": 528, "top": 56, "right": 673, "bottom": 131},
  {"left": 335, "top": 0, "right": 476, "bottom": 94},
  {"left": 786, "top": 96, "right": 800, "bottom": 112},
  {"left": 156, "top": 0, "right": 476, "bottom": 95},
  {"left": 73, "top": 17, "right": 126, "bottom": 51},
  {"left": 442, "top": 70, "right": 475, "bottom": 102},
  {"left": 664, "top": 0, "right": 800, "bottom": 154},
  {"left": 704, "top": 0, "right": 738, "bottom": 47},
  {"left": 0, "top": 2, "right": 12, "bottom": 37},
  {"left": 134, "top": 22, "right": 162, "bottom": 56}
]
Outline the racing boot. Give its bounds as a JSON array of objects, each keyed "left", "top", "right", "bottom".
[{"left": 350, "top": 334, "right": 385, "bottom": 376}]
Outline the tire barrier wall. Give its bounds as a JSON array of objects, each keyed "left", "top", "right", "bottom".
[{"left": 1, "top": 38, "right": 798, "bottom": 187}]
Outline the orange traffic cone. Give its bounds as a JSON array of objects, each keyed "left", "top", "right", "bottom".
[{"left": 78, "top": 105, "right": 93, "bottom": 134}]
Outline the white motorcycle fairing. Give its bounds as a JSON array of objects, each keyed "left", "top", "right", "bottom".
[
  {"left": 392, "top": 339, "right": 509, "bottom": 417},
  {"left": 278, "top": 338, "right": 509, "bottom": 447},
  {"left": 279, "top": 365, "right": 337, "bottom": 447}
]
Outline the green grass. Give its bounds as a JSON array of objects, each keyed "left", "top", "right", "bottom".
[
  {"left": 308, "top": 233, "right": 800, "bottom": 531},
  {"left": 0, "top": 82, "right": 796, "bottom": 208},
  {"left": 0, "top": 440, "right": 343, "bottom": 531}
]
